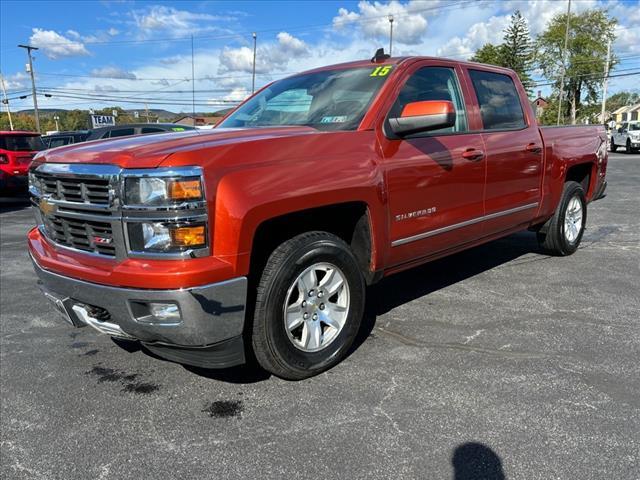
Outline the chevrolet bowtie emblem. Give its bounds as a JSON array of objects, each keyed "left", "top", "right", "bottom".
[{"left": 39, "top": 198, "right": 57, "bottom": 216}]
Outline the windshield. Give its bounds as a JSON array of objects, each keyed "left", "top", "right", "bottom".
[
  {"left": 218, "top": 66, "right": 393, "bottom": 131},
  {"left": 0, "top": 135, "right": 45, "bottom": 151}
]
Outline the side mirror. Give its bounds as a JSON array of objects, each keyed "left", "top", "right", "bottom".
[{"left": 388, "top": 100, "right": 456, "bottom": 137}]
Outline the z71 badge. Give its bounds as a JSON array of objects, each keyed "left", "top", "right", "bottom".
[{"left": 395, "top": 207, "right": 437, "bottom": 222}]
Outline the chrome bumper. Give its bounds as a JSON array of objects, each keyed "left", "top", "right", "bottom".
[{"left": 31, "top": 255, "right": 247, "bottom": 348}]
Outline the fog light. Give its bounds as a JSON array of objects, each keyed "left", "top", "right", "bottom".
[
  {"left": 170, "top": 225, "right": 206, "bottom": 247},
  {"left": 149, "top": 302, "right": 181, "bottom": 322}
]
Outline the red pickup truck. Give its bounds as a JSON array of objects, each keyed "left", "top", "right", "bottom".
[
  {"left": 1, "top": 131, "right": 45, "bottom": 194},
  {"left": 28, "top": 55, "right": 608, "bottom": 379}
]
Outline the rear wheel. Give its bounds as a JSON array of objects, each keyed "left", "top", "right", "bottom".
[
  {"left": 537, "top": 181, "right": 586, "bottom": 256},
  {"left": 251, "top": 231, "right": 365, "bottom": 380},
  {"left": 609, "top": 139, "right": 617, "bottom": 152}
]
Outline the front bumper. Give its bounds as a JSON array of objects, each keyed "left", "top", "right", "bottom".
[{"left": 32, "top": 256, "right": 248, "bottom": 368}]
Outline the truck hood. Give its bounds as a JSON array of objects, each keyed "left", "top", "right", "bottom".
[{"left": 37, "top": 127, "right": 319, "bottom": 168}]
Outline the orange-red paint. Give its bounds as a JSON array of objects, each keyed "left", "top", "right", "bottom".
[
  {"left": 28, "top": 57, "right": 608, "bottom": 290},
  {"left": 401, "top": 100, "right": 454, "bottom": 118}
]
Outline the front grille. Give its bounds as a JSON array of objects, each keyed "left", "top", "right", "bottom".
[
  {"left": 43, "top": 214, "right": 116, "bottom": 256},
  {"left": 35, "top": 173, "right": 111, "bottom": 204}
]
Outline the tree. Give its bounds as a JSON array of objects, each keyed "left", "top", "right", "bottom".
[
  {"left": 606, "top": 91, "right": 640, "bottom": 113},
  {"left": 471, "top": 43, "right": 505, "bottom": 65},
  {"left": 537, "top": 9, "right": 617, "bottom": 124},
  {"left": 470, "top": 11, "right": 535, "bottom": 95},
  {"left": 501, "top": 11, "right": 534, "bottom": 93}
]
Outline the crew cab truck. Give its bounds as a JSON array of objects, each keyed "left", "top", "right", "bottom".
[
  {"left": 28, "top": 55, "right": 608, "bottom": 380},
  {"left": 610, "top": 120, "right": 640, "bottom": 153}
]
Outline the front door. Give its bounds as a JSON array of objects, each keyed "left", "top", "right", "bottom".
[{"left": 379, "top": 63, "right": 487, "bottom": 267}]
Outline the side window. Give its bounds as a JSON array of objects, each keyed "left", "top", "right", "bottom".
[
  {"left": 141, "top": 127, "right": 165, "bottom": 134},
  {"left": 108, "top": 128, "right": 135, "bottom": 138},
  {"left": 49, "top": 137, "right": 71, "bottom": 148},
  {"left": 469, "top": 70, "right": 526, "bottom": 130},
  {"left": 389, "top": 67, "right": 467, "bottom": 135}
]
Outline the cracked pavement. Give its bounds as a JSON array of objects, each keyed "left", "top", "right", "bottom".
[{"left": 1, "top": 152, "right": 639, "bottom": 479}]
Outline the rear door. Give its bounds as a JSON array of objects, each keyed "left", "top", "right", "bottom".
[
  {"left": 378, "top": 60, "right": 487, "bottom": 266},
  {"left": 465, "top": 68, "right": 543, "bottom": 236}
]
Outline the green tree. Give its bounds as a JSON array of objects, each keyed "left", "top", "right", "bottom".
[
  {"left": 501, "top": 11, "right": 535, "bottom": 93},
  {"left": 606, "top": 91, "right": 640, "bottom": 113},
  {"left": 0, "top": 113, "right": 37, "bottom": 131},
  {"left": 537, "top": 9, "right": 617, "bottom": 124},
  {"left": 471, "top": 43, "right": 505, "bottom": 65},
  {"left": 470, "top": 11, "right": 535, "bottom": 95}
]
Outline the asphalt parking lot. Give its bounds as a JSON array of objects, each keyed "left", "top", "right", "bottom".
[{"left": 1, "top": 151, "right": 638, "bottom": 479}]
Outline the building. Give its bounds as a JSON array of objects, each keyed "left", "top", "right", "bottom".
[
  {"left": 612, "top": 104, "right": 640, "bottom": 126},
  {"left": 173, "top": 115, "right": 224, "bottom": 127},
  {"left": 530, "top": 91, "right": 548, "bottom": 119}
]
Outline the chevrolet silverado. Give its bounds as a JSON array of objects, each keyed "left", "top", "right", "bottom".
[{"left": 28, "top": 54, "right": 608, "bottom": 379}]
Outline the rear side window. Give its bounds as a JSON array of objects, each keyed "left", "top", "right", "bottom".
[
  {"left": 469, "top": 70, "right": 526, "bottom": 130},
  {"left": 108, "top": 128, "right": 135, "bottom": 138},
  {"left": 389, "top": 66, "right": 468, "bottom": 135},
  {"left": 0, "top": 135, "right": 45, "bottom": 151},
  {"left": 141, "top": 127, "right": 166, "bottom": 134},
  {"left": 48, "top": 137, "right": 72, "bottom": 148}
]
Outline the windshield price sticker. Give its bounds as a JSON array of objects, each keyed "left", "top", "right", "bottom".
[{"left": 370, "top": 65, "right": 393, "bottom": 77}]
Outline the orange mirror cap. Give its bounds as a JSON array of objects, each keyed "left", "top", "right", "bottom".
[{"left": 401, "top": 100, "right": 455, "bottom": 118}]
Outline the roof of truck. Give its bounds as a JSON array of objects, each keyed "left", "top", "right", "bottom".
[{"left": 298, "top": 55, "right": 515, "bottom": 76}]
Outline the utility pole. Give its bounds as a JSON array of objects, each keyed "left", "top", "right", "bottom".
[
  {"left": 18, "top": 44, "right": 40, "bottom": 132},
  {"left": 251, "top": 32, "right": 257, "bottom": 94},
  {"left": 53, "top": 114, "right": 59, "bottom": 131},
  {"left": 388, "top": 15, "right": 394, "bottom": 56},
  {"left": 145, "top": 103, "right": 150, "bottom": 123},
  {"left": 191, "top": 35, "right": 196, "bottom": 127},
  {"left": 600, "top": 39, "right": 611, "bottom": 126},
  {"left": 556, "top": 0, "right": 571, "bottom": 125},
  {"left": 0, "top": 73, "right": 14, "bottom": 131}
]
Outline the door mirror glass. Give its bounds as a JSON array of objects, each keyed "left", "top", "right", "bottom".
[{"left": 388, "top": 100, "right": 456, "bottom": 137}]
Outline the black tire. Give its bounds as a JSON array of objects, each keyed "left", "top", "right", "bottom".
[
  {"left": 609, "top": 139, "right": 617, "bottom": 152},
  {"left": 251, "top": 231, "right": 365, "bottom": 380},
  {"left": 626, "top": 139, "right": 638, "bottom": 154},
  {"left": 536, "top": 181, "right": 587, "bottom": 256}
]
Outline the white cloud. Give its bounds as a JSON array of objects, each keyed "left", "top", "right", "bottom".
[
  {"left": 131, "top": 5, "right": 236, "bottom": 37},
  {"left": 332, "top": 0, "right": 437, "bottom": 45},
  {"left": 437, "top": 14, "right": 510, "bottom": 58},
  {"left": 107, "top": 27, "right": 119, "bottom": 36},
  {"left": 90, "top": 67, "right": 137, "bottom": 80},
  {"left": 2, "top": 72, "right": 29, "bottom": 90},
  {"left": 219, "top": 32, "right": 309, "bottom": 74},
  {"left": 29, "top": 28, "right": 90, "bottom": 59}
]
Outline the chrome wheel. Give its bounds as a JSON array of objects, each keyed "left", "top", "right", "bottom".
[
  {"left": 283, "top": 262, "right": 350, "bottom": 352},
  {"left": 564, "top": 196, "right": 583, "bottom": 243}
]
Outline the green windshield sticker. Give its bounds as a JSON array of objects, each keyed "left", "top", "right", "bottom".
[
  {"left": 370, "top": 65, "right": 392, "bottom": 77},
  {"left": 172, "top": 127, "right": 186, "bottom": 131}
]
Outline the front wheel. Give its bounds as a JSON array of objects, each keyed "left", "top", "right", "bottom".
[
  {"left": 251, "top": 231, "right": 365, "bottom": 380},
  {"left": 537, "top": 181, "right": 587, "bottom": 256},
  {"left": 610, "top": 139, "right": 617, "bottom": 152},
  {"left": 627, "top": 139, "right": 638, "bottom": 154}
]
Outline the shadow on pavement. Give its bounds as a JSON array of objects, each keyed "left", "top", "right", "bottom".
[
  {"left": 350, "top": 230, "right": 547, "bottom": 353},
  {"left": 452, "top": 442, "right": 506, "bottom": 480},
  {"left": 0, "top": 194, "right": 31, "bottom": 214}
]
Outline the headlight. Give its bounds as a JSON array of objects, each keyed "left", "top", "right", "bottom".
[
  {"left": 122, "top": 167, "right": 208, "bottom": 257},
  {"left": 124, "top": 176, "right": 203, "bottom": 206},
  {"left": 127, "top": 222, "right": 207, "bottom": 253}
]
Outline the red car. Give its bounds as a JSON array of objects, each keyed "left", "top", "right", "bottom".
[
  {"left": 1, "top": 131, "right": 45, "bottom": 195},
  {"left": 28, "top": 55, "right": 607, "bottom": 379}
]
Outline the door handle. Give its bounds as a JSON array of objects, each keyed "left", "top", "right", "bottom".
[
  {"left": 462, "top": 148, "right": 484, "bottom": 161},
  {"left": 525, "top": 143, "right": 542, "bottom": 154}
]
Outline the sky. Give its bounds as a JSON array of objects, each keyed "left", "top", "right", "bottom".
[{"left": 1, "top": 0, "right": 639, "bottom": 113}]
